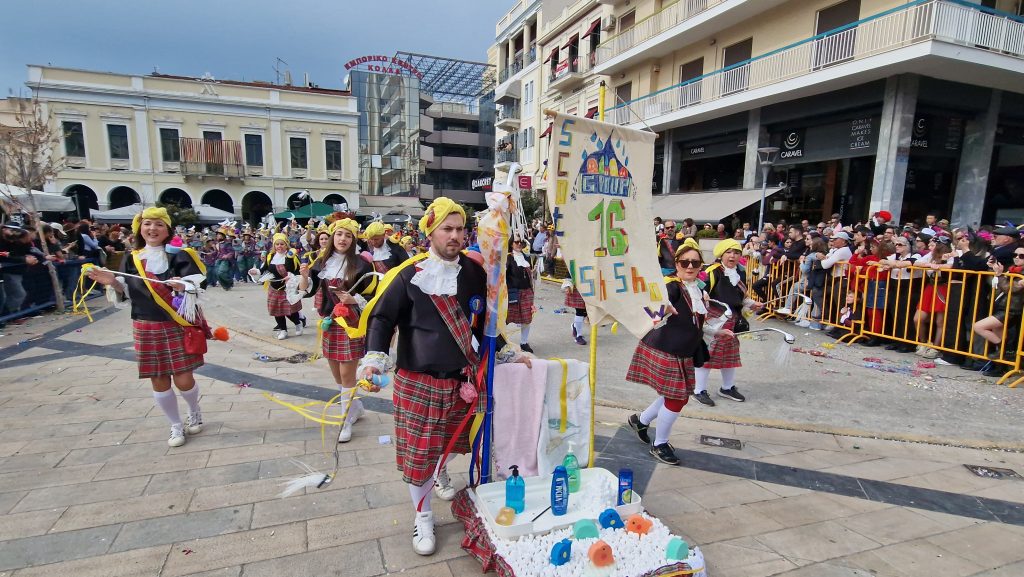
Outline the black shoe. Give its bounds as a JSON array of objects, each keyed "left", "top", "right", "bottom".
[
  {"left": 520, "top": 343, "right": 534, "bottom": 354},
  {"left": 300, "top": 316, "right": 308, "bottom": 328},
  {"left": 649, "top": 443, "right": 680, "bottom": 466},
  {"left": 861, "top": 338, "right": 881, "bottom": 347},
  {"left": 628, "top": 414, "right": 650, "bottom": 445},
  {"left": 884, "top": 343, "right": 901, "bottom": 351},
  {"left": 897, "top": 344, "right": 917, "bottom": 353},
  {"left": 692, "top": 391, "right": 715, "bottom": 407},
  {"left": 718, "top": 387, "right": 746, "bottom": 402},
  {"left": 960, "top": 360, "right": 985, "bottom": 371},
  {"left": 981, "top": 364, "right": 1008, "bottom": 378}
]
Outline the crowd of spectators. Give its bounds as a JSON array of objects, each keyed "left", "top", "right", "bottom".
[{"left": 654, "top": 211, "right": 1024, "bottom": 379}]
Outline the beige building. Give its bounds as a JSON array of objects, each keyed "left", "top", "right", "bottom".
[
  {"left": 26, "top": 65, "right": 362, "bottom": 223},
  {"left": 493, "top": 0, "right": 1024, "bottom": 227}
]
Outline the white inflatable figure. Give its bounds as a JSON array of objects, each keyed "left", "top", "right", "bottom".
[{"left": 490, "top": 162, "right": 528, "bottom": 243}]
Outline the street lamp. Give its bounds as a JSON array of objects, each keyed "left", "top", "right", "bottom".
[{"left": 756, "top": 146, "right": 779, "bottom": 235}]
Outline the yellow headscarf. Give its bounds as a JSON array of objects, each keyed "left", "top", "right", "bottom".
[
  {"left": 419, "top": 197, "right": 466, "bottom": 236},
  {"left": 272, "top": 233, "right": 288, "bottom": 246},
  {"left": 674, "top": 237, "right": 700, "bottom": 258},
  {"left": 363, "top": 221, "right": 386, "bottom": 239},
  {"left": 713, "top": 238, "right": 742, "bottom": 259},
  {"left": 131, "top": 207, "right": 172, "bottom": 235},
  {"left": 329, "top": 218, "right": 360, "bottom": 238}
]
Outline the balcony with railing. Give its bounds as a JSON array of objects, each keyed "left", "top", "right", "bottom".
[
  {"left": 594, "top": 0, "right": 788, "bottom": 75},
  {"left": 547, "top": 51, "right": 595, "bottom": 92},
  {"left": 606, "top": 0, "right": 1024, "bottom": 128},
  {"left": 498, "top": 45, "right": 538, "bottom": 84},
  {"left": 496, "top": 103, "right": 521, "bottom": 131},
  {"left": 494, "top": 135, "right": 519, "bottom": 167},
  {"left": 179, "top": 138, "right": 245, "bottom": 179}
]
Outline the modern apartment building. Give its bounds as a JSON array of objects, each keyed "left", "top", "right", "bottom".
[
  {"left": 494, "top": 0, "right": 1024, "bottom": 227},
  {"left": 25, "top": 65, "right": 361, "bottom": 224}
]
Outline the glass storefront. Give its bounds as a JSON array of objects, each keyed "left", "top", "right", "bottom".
[
  {"left": 348, "top": 70, "right": 422, "bottom": 197},
  {"left": 677, "top": 134, "right": 746, "bottom": 192},
  {"left": 985, "top": 123, "right": 1024, "bottom": 224}
]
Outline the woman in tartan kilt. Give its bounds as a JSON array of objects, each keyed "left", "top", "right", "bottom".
[
  {"left": 505, "top": 239, "right": 536, "bottom": 353},
  {"left": 249, "top": 233, "right": 305, "bottom": 340},
  {"left": 359, "top": 197, "right": 530, "bottom": 557},
  {"left": 298, "top": 219, "right": 378, "bottom": 443},
  {"left": 561, "top": 281, "right": 589, "bottom": 346},
  {"left": 85, "top": 207, "right": 207, "bottom": 448},
  {"left": 692, "top": 239, "right": 765, "bottom": 407},
  {"left": 626, "top": 240, "right": 712, "bottom": 466}
]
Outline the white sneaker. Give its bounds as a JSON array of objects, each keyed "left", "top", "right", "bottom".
[
  {"left": 294, "top": 324, "right": 304, "bottom": 337},
  {"left": 434, "top": 466, "right": 457, "bottom": 501},
  {"left": 185, "top": 411, "right": 203, "bottom": 435},
  {"left": 168, "top": 423, "right": 186, "bottom": 447},
  {"left": 412, "top": 511, "right": 436, "bottom": 556},
  {"left": 794, "top": 319, "right": 811, "bottom": 328},
  {"left": 775, "top": 307, "right": 792, "bottom": 315},
  {"left": 276, "top": 330, "right": 288, "bottom": 340},
  {"left": 935, "top": 357, "right": 954, "bottom": 366},
  {"left": 337, "top": 401, "right": 364, "bottom": 443}
]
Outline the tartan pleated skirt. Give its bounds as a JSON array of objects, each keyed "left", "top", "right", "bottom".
[
  {"left": 393, "top": 368, "right": 474, "bottom": 486},
  {"left": 133, "top": 320, "right": 204, "bottom": 378},
  {"left": 506, "top": 288, "right": 534, "bottom": 325},
  {"left": 704, "top": 316, "right": 742, "bottom": 369},
  {"left": 267, "top": 288, "right": 302, "bottom": 317},
  {"left": 626, "top": 341, "right": 695, "bottom": 400},
  {"left": 321, "top": 322, "right": 365, "bottom": 362},
  {"left": 564, "top": 287, "right": 585, "bottom": 309}
]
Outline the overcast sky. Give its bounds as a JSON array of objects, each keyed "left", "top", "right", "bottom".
[{"left": 1, "top": 0, "right": 508, "bottom": 95}]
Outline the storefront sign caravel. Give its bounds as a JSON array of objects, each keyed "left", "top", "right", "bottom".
[
  {"left": 780, "top": 130, "right": 804, "bottom": 159},
  {"left": 344, "top": 55, "right": 424, "bottom": 79}
]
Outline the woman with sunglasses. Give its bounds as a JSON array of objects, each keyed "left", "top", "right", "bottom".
[
  {"left": 971, "top": 251, "right": 1024, "bottom": 378},
  {"left": 626, "top": 239, "right": 709, "bottom": 466}
]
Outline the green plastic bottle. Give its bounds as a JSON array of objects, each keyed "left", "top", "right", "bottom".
[{"left": 563, "top": 443, "right": 581, "bottom": 493}]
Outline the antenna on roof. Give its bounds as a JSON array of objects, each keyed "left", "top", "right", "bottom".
[{"left": 273, "top": 57, "right": 289, "bottom": 85}]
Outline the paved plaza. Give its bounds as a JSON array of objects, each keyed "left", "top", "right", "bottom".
[{"left": 0, "top": 282, "right": 1022, "bottom": 576}]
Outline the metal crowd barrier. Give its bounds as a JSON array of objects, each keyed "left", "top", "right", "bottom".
[
  {"left": 0, "top": 257, "right": 103, "bottom": 324},
  {"left": 744, "top": 256, "right": 1024, "bottom": 388}
]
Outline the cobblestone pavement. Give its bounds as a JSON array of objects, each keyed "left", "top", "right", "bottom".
[{"left": 0, "top": 282, "right": 1022, "bottom": 576}]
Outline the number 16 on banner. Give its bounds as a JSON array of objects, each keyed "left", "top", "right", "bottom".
[{"left": 587, "top": 198, "right": 629, "bottom": 257}]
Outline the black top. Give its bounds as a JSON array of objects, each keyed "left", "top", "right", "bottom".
[
  {"left": 641, "top": 280, "right": 705, "bottom": 359},
  {"left": 120, "top": 250, "right": 206, "bottom": 322},
  {"left": 783, "top": 239, "right": 807, "bottom": 260},
  {"left": 707, "top": 265, "right": 746, "bottom": 314},
  {"left": 366, "top": 253, "right": 489, "bottom": 374},
  {"left": 258, "top": 253, "right": 300, "bottom": 291},
  {"left": 357, "top": 239, "right": 410, "bottom": 271},
  {"left": 305, "top": 253, "right": 376, "bottom": 318},
  {"left": 992, "top": 243, "right": 1018, "bottom": 269},
  {"left": 506, "top": 252, "right": 533, "bottom": 290},
  {"left": 658, "top": 238, "right": 677, "bottom": 269}
]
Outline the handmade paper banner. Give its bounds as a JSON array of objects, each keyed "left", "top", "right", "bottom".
[{"left": 545, "top": 112, "right": 668, "bottom": 339}]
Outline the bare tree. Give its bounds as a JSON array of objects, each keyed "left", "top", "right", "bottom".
[{"left": 0, "top": 96, "right": 66, "bottom": 313}]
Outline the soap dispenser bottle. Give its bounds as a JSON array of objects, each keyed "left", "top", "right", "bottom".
[
  {"left": 505, "top": 465, "right": 526, "bottom": 514},
  {"left": 562, "top": 443, "right": 581, "bottom": 493}
]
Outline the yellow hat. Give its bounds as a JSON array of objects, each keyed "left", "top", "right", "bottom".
[
  {"left": 713, "top": 238, "right": 742, "bottom": 259},
  {"left": 272, "top": 233, "right": 288, "bottom": 245},
  {"left": 674, "top": 238, "right": 700, "bottom": 257},
  {"left": 420, "top": 197, "right": 466, "bottom": 236},
  {"left": 400, "top": 236, "right": 414, "bottom": 247},
  {"left": 131, "top": 207, "right": 171, "bottom": 235},
  {"left": 329, "top": 218, "right": 360, "bottom": 238},
  {"left": 364, "top": 221, "right": 386, "bottom": 239}
]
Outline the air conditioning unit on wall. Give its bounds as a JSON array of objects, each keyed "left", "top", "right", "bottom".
[{"left": 602, "top": 15, "right": 617, "bottom": 31}]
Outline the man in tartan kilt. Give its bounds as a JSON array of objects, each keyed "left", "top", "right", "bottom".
[
  {"left": 359, "top": 197, "right": 528, "bottom": 556},
  {"left": 626, "top": 239, "right": 714, "bottom": 465},
  {"left": 360, "top": 221, "right": 410, "bottom": 274},
  {"left": 692, "top": 239, "right": 765, "bottom": 406}
]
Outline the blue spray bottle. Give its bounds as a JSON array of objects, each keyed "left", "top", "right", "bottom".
[
  {"left": 551, "top": 465, "right": 569, "bottom": 516},
  {"left": 505, "top": 465, "right": 525, "bottom": 514}
]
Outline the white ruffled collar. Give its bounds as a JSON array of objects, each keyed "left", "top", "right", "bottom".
[
  {"left": 681, "top": 280, "right": 707, "bottom": 315},
  {"left": 270, "top": 252, "right": 287, "bottom": 265},
  {"left": 722, "top": 265, "right": 741, "bottom": 286},
  {"left": 410, "top": 248, "right": 461, "bottom": 296},
  {"left": 372, "top": 242, "right": 392, "bottom": 262},
  {"left": 140, "top": 245, "right": 168, "bottom": 275},
  {"left": 318, "top": 252, "right": 347, "bottom": 280},
  {"left": 512, "top": 251, "right": 530, "bottom": 268}
]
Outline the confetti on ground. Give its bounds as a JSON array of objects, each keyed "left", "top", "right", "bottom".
[
  {"left": 181, "top": 549, "right": 193, "bottom": 555},
  {"left": 237, "top": 382, "right": 252, "bottom": 388},
  {"left": 378, "top": 435, "right": 392, "bottom": 445},
  {"left": 252, "top": 352, "right": 313, "bottom": 363}
]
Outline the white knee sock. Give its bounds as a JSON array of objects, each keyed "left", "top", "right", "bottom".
[
  {"left": 654, "top": 405, "right": 681, "bottom": 446},
  {"left": 721, "top": 368, "right": 737, "bottom": 390},
  {"left": 179, "top": 384, "right": 201, "bottom": 414},
  {"left": 520, "top": 324, "right": 531, "bottom": 344},
  {"left": 694, "top": 367, "right": 711, "bottom": 394},
  {"left": 340, "top": 388, "right": 360, "bottom": 424},
  {"left": 409, "top": 481, "right": 433, "bottom": 512},
  {"left": 639, "top": 397, "right": 663, "bottom": 426},
  {"left": 153, "top": 389, "right": 182, "bottom": 426},
  {"left": 573, "top": 316, "right": 585, "bottom": 336}
]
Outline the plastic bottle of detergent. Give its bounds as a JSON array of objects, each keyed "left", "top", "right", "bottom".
[
  {"left": 551, "top": 465, "right": 569, "bottom": 516},
  {"left": 505, "top": 465, "right": 525, "bottom": 514},
  {"left": 562, "top": 443, "right": 581, "bottom": 493}
]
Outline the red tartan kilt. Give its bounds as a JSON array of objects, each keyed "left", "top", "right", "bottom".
[
  {"left": 626, "top": 341, "right": 695, "bottom": 400},
  {"left": 267, "top": 289, "right": 302, "bottom": 317},
  {"left": 313, "top": 289, "right": 324, "bottom": 312},
  {"left": 133, "top": 320, "right": 204, "bottom": 378},
  {"left": 393, "top": 369, "right": 473, "bottom": 486},
  {"left": 704, "top": 316, "right": 742, "bottom": 369},
  {"left": 506, "top": 288, "right": 534, "bottom": 325},
  {"left": 321, "top": 323, "right": 365, "bottom": 362},
  {"left": 564, "top": 288, "right": 585, "bottom": 309}
]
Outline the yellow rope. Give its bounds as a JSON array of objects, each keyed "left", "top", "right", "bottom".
[{"left": 72, "top": 264, "right": 100, "bottom": 322}]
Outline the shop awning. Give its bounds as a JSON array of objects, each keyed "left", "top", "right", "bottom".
[
  {"left": 0, "top": 184, "right": 76, "bottom": 212},
  {"left": 544, "top": 48, "right": 558, "bottom": 63},
  {"left": 582, "top": 19, "right": 601, "bottom": 39},
  {"left": 539, "top": 123, "right": 553, "bottom": 138},
  {"left": 585, "top": 106, "right": 599, "bottom": 119},
  {"left": 651, "top": 187, "right": 784, "bottom": 222},
  {"left": 563, "top": 35, "right": 578, "bottom": 48}
]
